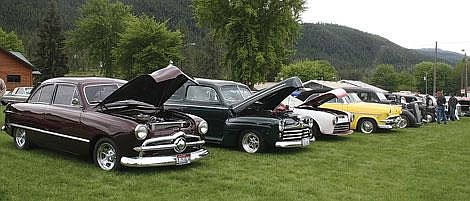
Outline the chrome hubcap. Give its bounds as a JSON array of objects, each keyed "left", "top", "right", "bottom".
[
  {"left": 242, "top": 133, "right": 260, "bottom": 153},
  {"left": 96, "top": 142, "right": 116, "bottom": 171},
  {"left": 360, "top": 121, "right": 374, "bottom": 133},
  {"left": 15, "top": 128, "right": 26, "bottom": 148},
  {"left": 398, "top": 116, "right": 408, "bottom": 128}
]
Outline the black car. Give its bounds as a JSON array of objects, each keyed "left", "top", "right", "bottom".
[{"left": 165, "top": 77, "right": 314, "bottom": 153}]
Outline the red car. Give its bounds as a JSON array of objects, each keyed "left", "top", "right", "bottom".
[{"left": 2, "top": 66, "right": 209, "bottom": 171}]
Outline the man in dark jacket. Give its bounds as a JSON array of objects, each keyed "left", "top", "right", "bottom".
[
  {"left": 436, "top": 91, "right": 447, "bottom": 124},
  {"left": 448, "top": 95, "right": 458, "bottom": 121}
]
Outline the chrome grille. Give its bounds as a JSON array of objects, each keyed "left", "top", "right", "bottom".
[
  {"left": 281, "top": 127, "right": 311, "bottom": 141},
  {"left": 333, "top": 122, "right": 350, "bottom": 134}
]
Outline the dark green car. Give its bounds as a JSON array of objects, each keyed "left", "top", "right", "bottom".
[{"left": 165, "top": 77, "right": 315, "bottom": 153}]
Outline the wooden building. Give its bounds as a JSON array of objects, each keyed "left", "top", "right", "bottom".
[{"left": 0, "top": 47, "right": 34, "bottom": 91}]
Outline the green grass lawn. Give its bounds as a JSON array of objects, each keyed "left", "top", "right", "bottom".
[{"left": 0, "top": 107, "right": 469, "bottom": 201}]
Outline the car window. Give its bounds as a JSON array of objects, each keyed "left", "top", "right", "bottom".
[
  {"left": 29, "top": 87, "right": 42, "bottom": 103},
  {"left": 169, "top": 84, "right": 187, "bottom": 101},
  {"left": 38, "top": 85, "right": 55, "bottom": 104},
  {"left": 220, "top": 85, "right": 253, "bottom": 104},
  {"left": 25, "top": 88, "right": 32, "bottom": 94},
  {"left": 16, "top": 88, "right": 25, "bottom": 94},
  {"left": 186, "top": 86, "right": 219, "bottom": 103},
  {"left": 84, "top": 84, "right": 119, "bottom": 104},
  {"left": 54, "top": 85, "right": 77, "bottom": 105}
]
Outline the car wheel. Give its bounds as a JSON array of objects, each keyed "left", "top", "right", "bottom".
[
  {"left": 93, "top": 138, "right": 121, "bottom": 171},
  {"left": 358, "top": 119, "right": 377, "bottom": 134},
  {"left": 398, "top": 115, "right": 409, "bottom": 128},
  {"left": 311, "top": 123, "right": 321, "bottom": 138},
  {"left": 13, "top": 127, "right": 31, "bottom": 149},
  {"left": 240, "top": 131, "right": 264, "bottom": 153}
]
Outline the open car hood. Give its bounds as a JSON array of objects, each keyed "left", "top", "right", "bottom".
[
  {"left": 98, "top": 65, "right": 196, "bottom": 107},
  {"left": 231, "top": 77, "right": 303, "bottom": 113},
  {"left": 300, "top": 88, "right": 347, "bottom": 107}
]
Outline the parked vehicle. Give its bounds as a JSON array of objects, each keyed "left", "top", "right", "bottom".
[
  {"left": 299, "top": 91, "right": 402, "bottom": 134},
  {"left": 281, "top": 88, "right": 354, "bottom": 138},
  {"left": 457, "top": 97, "right": 470, "bottom": 116},
  {"left": 2, "top": 66, "right": 209, "bottom": 171},
  {"left": 165, "top": 77, "right": 315, "bottom": 153},
  {"left": 1, "top": 87, "right": 33, "bottom": 105},
  {"left": 342, "top": 87, "right": 421, "bottom": 128}
]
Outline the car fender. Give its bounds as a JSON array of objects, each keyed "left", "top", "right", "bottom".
[
  {"left": 223, "top": 117, "right": 278, "bottom": 147},
  {"left": 292, "top": 108, "right": 335, "bottom": 134}
]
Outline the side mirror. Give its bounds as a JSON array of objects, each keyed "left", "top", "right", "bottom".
[{"left": 71, "top": 98, "right": 80, "bottom": 106}]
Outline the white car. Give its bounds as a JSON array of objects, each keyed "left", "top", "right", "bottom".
[{"left": 282, "top": 88, "right": 354, "bottom": 138}]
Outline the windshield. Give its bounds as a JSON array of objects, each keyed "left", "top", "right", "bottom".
[
  {"left": 85, "top": 84, "right": 120, "bottom": 105},
  {"left": 220, "top": 85, "right": 252, "bottom": 104},
  {"left": 376, "top": 92, "right": 387, "bottom": 101},
  {"left": 346, "top": 93, "right": 362, "bottom": 103},
  {"left": 25, "top": 88, "right": 33, "bottom": 94}
]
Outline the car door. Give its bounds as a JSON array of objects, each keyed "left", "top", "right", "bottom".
[
  {"left": 43, "top": 84, "right": 88, "bottom": 154},
  {"left": 26, "top": 84, "right": 57, "bottom": 147},
  {"left": 176, "top": 85, "right": 231, "bottom": 142}
]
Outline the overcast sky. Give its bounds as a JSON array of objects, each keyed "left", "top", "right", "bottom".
[{"left": 302, "top": 0, "right": 470, "bottom": 55}]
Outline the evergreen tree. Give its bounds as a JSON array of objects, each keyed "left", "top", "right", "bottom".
[
  {"left": 0, "top": 27, "right": 24, "bottom": 52},
  {"left": 34, "top": 0, "right": 68, "bottom": 81}
]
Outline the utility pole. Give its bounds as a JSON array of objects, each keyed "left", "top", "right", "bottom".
[
  {"left": 424, "top": 72, "right": 428, "bottom": 95},
  {"left": 433, "top": 41, "right": 437, "bottom": 95}
]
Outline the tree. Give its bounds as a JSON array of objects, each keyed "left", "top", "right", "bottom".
[
  {"left": 413, "top": 61, "right": 455, "bottom": 95},
  {"left": 68, "top": 0, "right": 132, "bottom": 77},
  {"left": 113, "top": 16, "right": 183, "bottom": 79},
  {"left": 369, "top": 64, "right": 398, "bottom": 91},
  {"left": 34, "top": 0, "right": 68, "bottom": 81},
  {"left": 0, "top": 27, "right": 24, "bottom": 52},
  {"left": 277, "top": 60, "right": 338, "bottom": 82},
  {"left": 194, "top": 0, "right": 305, "bottom": 87}
]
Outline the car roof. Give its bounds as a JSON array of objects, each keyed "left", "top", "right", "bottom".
[
  {"left": 194, "top": 78, "right": 248, "bottom": 87},
  {"left": 42, "top": 77, "right": 126, "bottom": 85}
]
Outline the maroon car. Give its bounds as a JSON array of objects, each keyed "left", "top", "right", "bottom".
[{"left": 2, "top": 66, "right": 209, "bottom": 171}]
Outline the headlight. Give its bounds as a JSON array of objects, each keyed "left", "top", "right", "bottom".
[
  {"left": 198, "top": 121, "right": 208, "bottom": 135},
  {"left": 134, "top": 124, "right": 149, "bottom": 140},
  {"left": 278, "top": 120, "right": 285, "bottom": 132},
  {"left": 332, "top": 117, "right": 338, "bottom": 125}
]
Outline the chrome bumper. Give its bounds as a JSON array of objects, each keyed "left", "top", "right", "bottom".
[
  {"left": 121, "top": 149, "right": 209, "bottom": 167},
  {"left": 379, "top": 116, "right": 402, "bottom": 129},
  {"left": 275, "top": 137, "right": 315, "bottom": 148}
]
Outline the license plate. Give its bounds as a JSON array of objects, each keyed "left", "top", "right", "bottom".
[
  {"left": 176, "top": 154, "right": 191, "bottom": 165},
  {"left": 301, "top": 138, "right": 310, "bottom": 146}
]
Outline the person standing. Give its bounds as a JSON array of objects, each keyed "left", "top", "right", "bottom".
[
  {"left": 0, "top": 78, "right": 5, "bottom": 98},
  {"left": 436, "top": 91, "right": 447, "bottom": 124},
  {"left": 448, "top": 94, "right": 458, "bottom": 121}
]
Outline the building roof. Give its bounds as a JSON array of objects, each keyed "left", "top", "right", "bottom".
[
  {"left": 339, "top": 80, "right": 388, "bottom": 93},
  {"left": 303, "top": 80, "right": 356, "bottom": 89},
  {"left": 0, "top": 47, "right": 34, "bottom": 69},
  {"left": 9, "top": 51, "right": 34, "bottom": 67}
]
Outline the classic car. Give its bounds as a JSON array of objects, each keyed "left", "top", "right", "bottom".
[
  {"left": 165, "top": 77, "right": 315, "bottom": 153},
  {"left": 281, "top": 88, "right": 354, "bottom": 138},
  {"left": 457, "top": 97, "right": 470, "bottom": 116},
  {"left": 342, "top": 87, "right": 421, "bottom": 128},
  {"left": 2, "top": 66, "right": 209, "bottom": 171},
  {"left": 1, "top": 87, "right": 33, "bottom": 105},
  {"left": 302, "top": 91, "right": 402, "bottom": 134}
]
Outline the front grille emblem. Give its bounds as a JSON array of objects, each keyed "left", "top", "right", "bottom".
[{"left": 174, "top": 137, "right": 187, "bottom": 153}]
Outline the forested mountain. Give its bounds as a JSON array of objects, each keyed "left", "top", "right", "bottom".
[
  {"left": 294, "top": 23, "right": 433, "bottom": 79},
  {"left": 416, "top": 48, "right": 464, "bottom": 65},
  {"left": 0, "top": 1, "right": 462, "bottom": 80}
]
